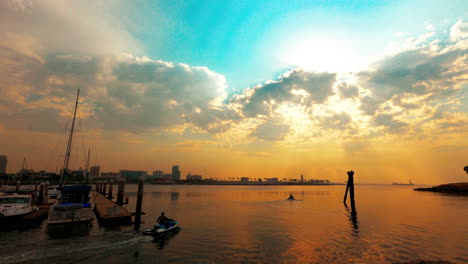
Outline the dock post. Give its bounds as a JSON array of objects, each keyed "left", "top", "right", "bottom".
[
  {"left": 343, "top": 170, "right": 356, "bottom": 210},
  {"left": 44, "top": 182, "right": 49, "bottom": 204},
  {"left": 103, "top": 181, "right": 107, "bottom": 196},
  {"left": 38, "top": 182, "right": 44, "bottom": 205},
  {"left": 16, "top": 180, "right": 21, "bottom": 193},
  {"left": 117, "top": 177, "right": 125, "bottom": 206},
  {"left": 107, "top": 180, "right": 114, "bottom": 200},
  {"left": 95, "top": 181, "right": 99, "bottom": 192},
  {"left": 134, "top": 176, "right": 144, "bottom": 230}
]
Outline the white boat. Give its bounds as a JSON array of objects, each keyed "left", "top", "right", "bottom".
[
  {"left": 48, "top": 185, "right": 60, "bottom": 199},
  {"left": 48, "top": 185, "right": 94, "bottom": 225},
  {"left": 0, "top": 194, "right": 37, "bottom": 221}
]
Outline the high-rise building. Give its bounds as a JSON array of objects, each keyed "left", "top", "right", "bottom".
[
  {"left": 153, "top": 170, "right": 164, "bottom": 178},
  {"left": 90, "top": 166, "right": 100, "bottom": 178},
  {"left": 172, "top": 165, "right": 180, "bottom": 181},
  {"left": 0, "top": 155, "right": 7, "bottom": 173},
  {"left": 119, "top": 170, "right": 147, "bottom": 181}
]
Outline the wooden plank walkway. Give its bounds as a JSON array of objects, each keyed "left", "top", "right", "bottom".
[
  {"left": 23, "top": 204, "right": 51, "bottom": 222},
  {"left": 93, "top": 191, "right": 132, "bottom": 225}
]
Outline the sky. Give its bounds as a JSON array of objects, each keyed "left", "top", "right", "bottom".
[{"left": 0, "top": 0, "right": 467, "bottom": 184}]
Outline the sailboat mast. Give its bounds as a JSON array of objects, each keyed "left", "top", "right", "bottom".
[
  {"left": 60, "top": 89, "right": 80, "bottom": 186},
  {"left": 85, "top": 148, "right": 90, "bottom": 184}
]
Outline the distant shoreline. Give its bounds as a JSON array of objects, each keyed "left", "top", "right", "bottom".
[
  {"left": 414, "top": 182, "right": 468, "bottom": 194},
  {"left": 150, "top": 182, "right": 346, "bottom": 186}
]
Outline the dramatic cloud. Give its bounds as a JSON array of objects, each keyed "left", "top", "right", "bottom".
[
  {"left": 0, "top": 15, "right": 466, "bottom": 149},
  {"left": 231, "top": 70, "right": 336, "bottom": 119},
  {"left": 450, "top": 20, "right": 468, "bottom": 41},
  {"left": 250, "top": 118, "right": 290, "bottom": 141},
  {"left": 0, "top": 0, "right": 143, "bottom": 57},
  {"left": 0, "top": 52, "right": 233, "bottom": 133}
]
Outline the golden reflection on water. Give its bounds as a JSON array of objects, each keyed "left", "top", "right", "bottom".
[
  {"left": 2, "top": 185, "right": 465, "bottom": 264},
  {"left": 122, "top": 185, "right": 468, "bottom": 263}
]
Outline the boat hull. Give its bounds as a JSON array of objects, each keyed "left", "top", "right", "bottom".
[{"left": 143, "top": 221, "right": 179, "bottom": 236}]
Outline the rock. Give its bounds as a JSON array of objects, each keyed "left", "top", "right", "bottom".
[{"left": 414, "top": 182, "right": 468, "bottom": 194}]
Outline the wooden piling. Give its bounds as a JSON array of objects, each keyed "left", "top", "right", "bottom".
[
  {"left": 134, "top": 176, "right": 144, "bottom": 230},
  {"left": 117, "top": 177, "right": 125, "bottom": 206},
  {"left": 38, "top": 182, "right": 44, "bottom": 205},
  {"left": 44, "top": 182, "right": 49, "bottom": 205},
  {"left": 343, "top": 170, "right": 356, "bottom": 210},
  {"left": 107, "top": 180, "right": 114, "bottom": 200},
  {"left": 103, "top": 181, "right": 107, "bottom": 196},
  {"left": 16, "top": 180, "right": 20, "bottom": 193}
]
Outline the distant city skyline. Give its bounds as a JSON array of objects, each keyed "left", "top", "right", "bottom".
[{"left": 0, "top": 1, "right": 467, "bottom": 184}]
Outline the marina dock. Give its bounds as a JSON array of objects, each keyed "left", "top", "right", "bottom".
[
  {"left": 93, "top": 191, "right": 132, "bottom": 225},
  {"left": 23, "top": 204, "right": 51, "bottom": 223}
]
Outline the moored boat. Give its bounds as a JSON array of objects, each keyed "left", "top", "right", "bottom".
[
  {"left": 48, "top": 185, "right": 94, "bottom": 225},
  {"left": 0, "top": 194, "right": 37, "bottom": 222},
  {"left": 48, "top": 89, "right": 94, "bottom": 225}
]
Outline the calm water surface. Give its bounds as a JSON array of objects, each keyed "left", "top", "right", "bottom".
[{"left": 0, "top": 185, "right": 467, "bottom": 264}]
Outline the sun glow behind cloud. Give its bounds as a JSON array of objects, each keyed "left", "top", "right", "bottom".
[
  {"left": 0, "top": 1, "right": 467, "bottom": 183},
  {"left": 280, "top": 36, "right": 368, "bottom": 73}
]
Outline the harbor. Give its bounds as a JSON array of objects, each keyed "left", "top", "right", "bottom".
[{"left": 1, "top": 184, "right": 467, "bottom": 264}]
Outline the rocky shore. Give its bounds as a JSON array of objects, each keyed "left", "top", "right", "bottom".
[{"left": 414, "top": 182, "right": 468, "bottom": 194}]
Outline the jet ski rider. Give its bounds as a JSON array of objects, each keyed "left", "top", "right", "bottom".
[{"left": 157, "top": 212, "right": 169, "bottom": 227}]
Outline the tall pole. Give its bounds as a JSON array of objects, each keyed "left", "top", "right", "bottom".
[
  {"left": 60, "top": 89, "right": 80, "bottom": 187},
  {"left": 343, "top": 170, "right": 356, "bottom": 210},
  {"left": 134, "top": 176, "right": 144, "bottom": 230},
  {"left": 85, "top": 148, "right": 90, "bottom": 184}
]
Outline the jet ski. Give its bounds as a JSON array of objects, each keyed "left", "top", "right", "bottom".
[{"left": 143, "top": 219, "right": 179, "bottom": 236}]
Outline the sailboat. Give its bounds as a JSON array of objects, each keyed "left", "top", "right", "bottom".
[{"left": 48, "top": 89, "right": 95, "bottom": 225}]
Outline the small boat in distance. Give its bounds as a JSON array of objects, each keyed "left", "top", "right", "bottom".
[{"left": 392, "top": 180, "right": 414, "bottom": 185}]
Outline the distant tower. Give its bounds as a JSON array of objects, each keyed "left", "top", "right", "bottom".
[
  {"left": 300, "top": 174, "right": 304, "bottom": 182},
  {"left": 172, "top": 165, "right": 180, "bottom": 181},
  {"left": 0, "top": 155, "right": 7, "bottom": 173}
]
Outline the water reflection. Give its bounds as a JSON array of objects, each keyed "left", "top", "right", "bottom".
[
  {"left": 344, "top": 204, "right": 359, "bottom": 238},
  {"left": 47, "top": 223, "right": 91, "bottom": 239},
  {"left": 170, "top": 192, "right": 179, "bottom": 201},
  {"left": 152, "top": 227, "right": 181, "bottom": 250}
]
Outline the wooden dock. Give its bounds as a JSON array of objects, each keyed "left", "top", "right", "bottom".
[
  {"left": 23, "top": 204, "right": 51, "bottom": 223},
  {"left": 93, "top": 191, "right": 132, "bottom": 225}
]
